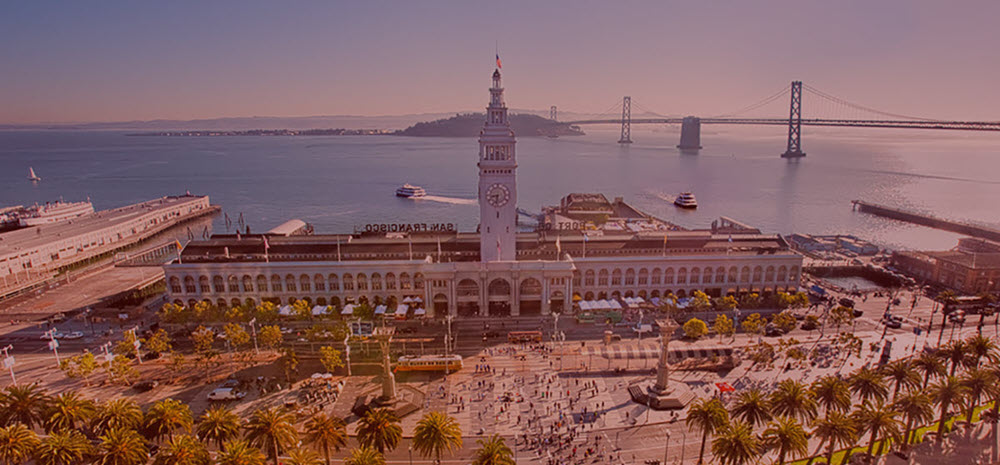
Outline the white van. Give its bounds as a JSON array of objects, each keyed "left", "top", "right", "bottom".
[{"left": 207, "top": 388, "right": 245, "bottom": 401}]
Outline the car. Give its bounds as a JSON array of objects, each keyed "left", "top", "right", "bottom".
[
  {"left": 395, "top": 326, "right": 417, "bottom": 334},
  {"left": 279, "top": 327, "right": 293, "bottom": 334},
  {"left": 133, "top": 380, "right": 159, "bottom": 392},
  {"left": 61, "top": 331, "right": 84, "bottom": 340},
  {"left": 853, "top": 308, "right": 864, "bottom": 318},
  {"left": 948, "top": 311, "right": 966, "bottom": 324},
  {"left": 632, "top": 324, "right": 654, "bottom": 334},
  {"left": 881, "top": 315, "right": 903, "bottom": 329},
  {"left": 801, "top": 319, "right": 818, "bottom": 331},
  {"left": 839, "top": 298, "right": 855, "bottom": 308},
  {"left": 220, "top": 379, "right": 241, "bottom": 388},
  {"left": 207, "top": 388, "right": 246, "bottom": 401},
  {"left": 764, "top": 323, "right": 785, "bottom": 337}
]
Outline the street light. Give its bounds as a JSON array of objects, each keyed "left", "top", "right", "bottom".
[
  {"left": 663, "top": 430, "right": 671, "bottom": 465},
  {"left": 408, "top": 446, "right": 412, "bottom": 465},
  {"left": 1, "top": 345, "right": 15, "bottom": 385},
  {"left": 249, "top": 318, "right": 259, "bottom": 355},
  {"left": 44, "top": 328, "right": 60, "bottom": 366},
  {"left": 125, "top": 327, "right": 142, "bottom": 364}
]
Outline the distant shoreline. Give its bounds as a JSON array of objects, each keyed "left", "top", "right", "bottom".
[{"left": 126, "top": 129, "right": 394, "bottom": 137}]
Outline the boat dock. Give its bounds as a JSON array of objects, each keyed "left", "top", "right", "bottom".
[{"left": 852, "top": 200, "right": 1000, "bottom": 242}]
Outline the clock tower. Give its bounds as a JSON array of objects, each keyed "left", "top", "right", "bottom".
[{"left": 478, "top": 68, "right": 517, "bottom": 262}]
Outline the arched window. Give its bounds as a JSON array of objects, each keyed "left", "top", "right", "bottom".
[
  {"left": 385, "top": 273, "right": 396, "bottom": 290},
  {"left": 213, "top": 276, "right": 225, "bottom": 293},
  {"left": 356, "top": 273, "right": 368, "bottom": 291},
  {"left": 371, "top": 273, "right": 382, "bottom": 290},
  {"left": 716, "top": 267, "right": 726, "bottom": 284},
  {"left": 400, "top": 272, "right": 412, "bottom": 290},
  {"left": 765, "top": 266, "right": 775, "bottom": 282},
  {"left": 228, "top": 276, "right": 239, "bottom": 293},
  {"left": 638, "top": 268, "right": 648, "bottom": 286},
  {"left": 342, "top": 273, "right": 354, "bottom": 291},
  {"left": 199, "top": 276, "right": 210, "bottom": 293},
  {"left": 690, "top": 267, "right": 700, "bottom": 284},
  {"left": 777, "top": 266, "right": 787, "bottom": 282},
  {"left": 584, "top": 270, "right": 595, "bottom": 286},
  {"left": 598, "top": 270, "right": 608, "bottom": 286},
  {"left": 573, "top": 272, "right": 581, "bottom": 287},
  {"left": 169, "top": 276, "right": 182, "bottom": 294},
  {"left": 625, "top": 269, "right": 636, "bottom": 286},
  {"left": 677, "top": 268, "right": 687, "bottom": 285},
  {"left": 728, "top": 267, "right": 738, "bottom": 283},
  {"left": 414, "top": 273, "right": 424, "bottom": 289},
  {"left": 329, "top": 274, "right": 339, "bottom": 291},
  {"left": 611, "top": 269, "right": 622, "bottom": 286},
  {"left": 702, "top": 268, "right": 712, "bottom": 284},
  {"left": 271, "top": 274, "right": 282, "bottom": 292},
  {"left": 300, "top": 274, "right": 311, "bottom": 292},
  {"left": 184, "top": 276, "right": 196, "bottom": 294},
  {"left": 242, "top": 275, "right": 253, "bottom": 292},
  {"left": 651, "top": 268, "right": 661, "bottom": 285},
  {"left": 314, "top": 274, "right": 325, "bottom": 292},
  {"left": 789, "top": 266, "right": 799, "bottom": 283},
  {"left": 740, "top": 267, "right": 751, "bottom": 283},
  {"left": 664, "top": 268, "right": 674, "bottom": 285},
  {"left": 285, "top": 275, "right": 296, "bottom": 292},
  {"left": 752, "top": 266, "right": 762, "bottom": 283},
  {"left": 257, "top": 275, "right": 268, "bottom": 292}
]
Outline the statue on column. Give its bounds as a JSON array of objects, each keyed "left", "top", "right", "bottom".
[
  {"left": 642, "top": 318, "right": 693, "bottom": 410},
  {"left": 374, "top": 327, "right": 396, "bottom": 400}
]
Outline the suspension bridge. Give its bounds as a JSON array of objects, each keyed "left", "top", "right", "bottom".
[{"left": 553, "top": 81, "right": 1000, "bottom": 158}]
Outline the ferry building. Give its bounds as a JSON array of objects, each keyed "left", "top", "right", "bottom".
[{"left": 164, "top": 69, "right": 803, "bottom": 318}]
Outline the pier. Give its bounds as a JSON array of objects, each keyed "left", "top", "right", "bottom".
[{"left": 852, "top": 200, "right": 1000, "bottom": 242}]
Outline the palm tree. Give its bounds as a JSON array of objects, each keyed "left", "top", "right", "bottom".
[
  {"left": 470, "top": 435, "right": 514, "bottom": 465},
  {"left": 92, "top": 398, "right": 143, "bottom": 435},
  {"left": 144, "top": 398, "right": 194, "bottom": 443},
  {"left": 761, "top": 416, "right": 808, "bottom": 465},
  {"left": 303, "top": 412, "right": 347, "bottom": 465},
  {"left": 966, "top": 334, "right": 997, "bottom": 368},
  {"left": 34, "top": 430, "right": 91, "bottom": 465},
  {"left": 731, "top": 388, "right": 772, "bottom": 427},
  {"left": 244, "top": 407, "right": 298, "bottom": 465},
  {"left": 95, "top": 427, "right": 148, "bottom": 465},
  {"left": 852, "top": 401, "right": 902, "bottom": 459},
  {"left": 216, "top": 440, "right": 266, "bottom": 465},
  {"left": 961, "top": 367, "right": 995, "bottom": 426},
  {"left": 0, "top": 383, "right": 50, "bottom": 428},
  {"left": 686, "top": 397, "right": 729, "bottom": 465},
  {"left": 893, "top": 392, "right": 933, "bottom": 451},
  {"left": 811, "top": 411, "right": 856, "bottom": 465},
  {"left": 881, "top": 359, "right": 921, "bottom": 402},
  {"left": 914, "top": 352, "right": 946, "bottom": 389},
  {"left": 939, "top": 340, "right": 969, "bottom": 376},
  {"left": 0, "top": 423, "right": 39, "bottom": 465},
  {"left": 711, "top": 420, "right": 761, "bottom": 465},
  {"left": 848, "top": 367, "right": 889, "bottom": 404},
  {"left": 152, "top": 434, "right": 210, "bottom": 465},
  {"left": 343, "top": 447, "right": 385, "bottom": 465},
  {"left": 811, "top": 375, "right": 851, "bottom": 416},
  {"left": 285, "top": 449, "right": 323, "bottom": 465},
  {"left": 769, "top": 379, "right": 818, "bottom": 422},
  {"left": 196, "top": 406, "right": 241, "bottom": 451},
  {"left": 44, "top": 392, "right": 95, "bottom": 434},
  {"left": 929, "top": 375, "right": 968, "bottom": 446},
  {"left": 356, "top": 408, "right": 402, "bottom": 454},
  {"left": 412, "top": 411, "right": 462, "bottom": 465}
]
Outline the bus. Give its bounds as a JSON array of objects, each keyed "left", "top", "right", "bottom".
[
  {"left": 394, "top": 355, "right": 463, "bottom": 372},
  {"left": 507, "top": 330, "right": 543, "bottom": 343}
]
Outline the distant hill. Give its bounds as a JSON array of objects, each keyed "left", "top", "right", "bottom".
[{"left": 397, "top": 113, "right": 585, "bottom": 137}]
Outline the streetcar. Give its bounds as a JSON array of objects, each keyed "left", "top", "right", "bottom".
[
  {"left": 507, "top": 330, "right": 543, "bottom": 343},
  {"left": 394, "top": 355, "right": 463, "bottom": 372}
]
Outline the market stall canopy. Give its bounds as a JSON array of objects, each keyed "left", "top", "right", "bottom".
[
  {"left": 311, "top": 305, "right": 329, "bottom": 316},
  {"left": 374, "top": 305, "right": 387, "bottom": 315},
  {"left": 341, "top": 304, "right": 355, "bottom": 315},
  {"left": 278, "top": 305, "right": 293, "bottom": 316}
]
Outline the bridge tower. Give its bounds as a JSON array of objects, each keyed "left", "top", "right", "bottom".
[
  {"left": 781, "top": 81, "right": 806, "bottom": 158},
  {"left": 550, "top": 106, "right": 557, "bottom": 121},
  {"left": 618, "top": 96, "right": 632, "bottom": 144},
  {"left": 677, "top": 116, "right": 702, "bottom": 151}
]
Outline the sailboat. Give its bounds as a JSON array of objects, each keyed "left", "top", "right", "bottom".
[{"left": 27, "top": 167, "right": 41, "bottom": 182}]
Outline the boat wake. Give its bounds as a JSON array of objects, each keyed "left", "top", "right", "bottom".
[
  {"left": 418, "top": 195, "right": 477, "bottom": 205},
  {"left": 640, "top": 190, "right": 675, "bottom": 203}
]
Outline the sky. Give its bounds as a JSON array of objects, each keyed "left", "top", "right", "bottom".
[{"left": 2, "top": 0, "right": 1000, "bottom": 124}]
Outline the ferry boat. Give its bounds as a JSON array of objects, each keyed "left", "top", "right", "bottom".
[
  {"left": 674, "top": 192, "right": 698, "bottom": 209},
  {"left": 18, "top": 200, "right": 95, "bottom": 227},
  {"left": 395, "top": 184, "right": 427, "bottom": 198},
  {"left": 27, "top": 167, "right": 41, "bottom": 182}
]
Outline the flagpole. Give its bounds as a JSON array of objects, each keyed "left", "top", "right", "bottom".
[{"left": 337, "top": 237, "right": 342, "bottom": 262}]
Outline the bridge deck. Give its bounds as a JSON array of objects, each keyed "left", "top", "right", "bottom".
[{"left": 852, "top": 200, "right": 1000, "bottom": 242}]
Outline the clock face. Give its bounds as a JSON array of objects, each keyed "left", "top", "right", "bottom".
[{"left": 486, "top": 183, "right": 511, "bottom": 207}]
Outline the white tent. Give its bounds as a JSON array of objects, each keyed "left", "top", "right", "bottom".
[
  {"left": 396, "top": 304, "right": 409, "bottom": 315},
  {"left": 311, "top": 305, "right": 328, "bottom": 316},
  {"left": 412, "top": 296, "right": 423, "bottom": 303},
  {"left": 609, "top": 300, "right": 623, "bottom": 310},
  {"left": 341, "top": 304, "right": 355, "bottom": 315},
  {"left": 413, "top": 308, "right": 426, "bottom": 316},
  {"left": 374, "top": 305, "right": 387, "bottom": 315},
  {"left": 596, "top": 300, "right": 612, "bottom": 310},
  {"left": 278, "top": 305, "right": 294, "bottom": 316},
  {"left": 402, "top": 296, "right": 414, "bottom": 303},
  {"left": 634, "top": 296, "right": 645, "bottom": 304},
  {"left": 579, "top": 301, "right": 592, "bottom": 311}
]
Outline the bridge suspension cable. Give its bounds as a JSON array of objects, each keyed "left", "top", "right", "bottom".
[
  {"left": 710, "top": 84, "right": 790, "bottom": 118},
  {"left": 801, "top": 84, "right": 939, "bottom": 122}
]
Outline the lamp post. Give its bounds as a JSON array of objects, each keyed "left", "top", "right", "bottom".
[
  {"left": 343, "top": 333, "right": 352, "bottom": 377},
  {"left": 249, "top": 318, "right": 259, "bottom": 355},
  {"left": 44, "top": 328, "right": 60, "bottom": 366},
  {"left": 1, "top": 345, "right": 15, "bottom": 385},
  {"left": 408, "top": 446, "right": 412, "bottom": 465},
  {"left": 126, "top": 327, "right": 142, "bottom": 364},
  {"left": 552, "top": 312, "right": 560, "bottom": 350},
  {"left": 663, "top": 430, "right": 671, "bottom": 465}
]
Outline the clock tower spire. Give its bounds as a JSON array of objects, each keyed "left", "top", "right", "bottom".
[{"left": 478, "top": 67, "right": 517, "bottom": 262}]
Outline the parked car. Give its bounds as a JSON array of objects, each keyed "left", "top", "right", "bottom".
[
  {"left": 61, "top": 331, "right": 85, "bottom": 340},
  {"left": 839, "top": 298, "right": 855, "bottom": 308},
  {"left": 853, "top": 308, "right": 864, "bottom": 318},
  {"left": 207, "top": 388, "right": 246, "bottom": 401},
  {"left": 133, "top": 380, "right": 159, "bottom": 392},
  {"left": 801, "top": 319, "right": 818, "bottom": 331},
  {"left": 881, "top": 315, "right": 903, "bottom": 329},
  {"left": 764, "top": 323, "right": 785, "bottom": 337}
]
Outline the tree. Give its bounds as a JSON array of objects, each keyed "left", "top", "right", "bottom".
[
  {"left": 59, "top": 353, "right": 99, "bottom": 386},
  {"left": 318, "top": 347, "right": 344, "bottom": 373},
  {"left": 144, "top": 398, "right": 194, "bottom": 443},
  {"left": 966, "top": 334, "right": 997, "bottom": 368},
  {"left": 689, "top": 291, "right": 712, "bottom": 312},
  {"left": 893, "top": 392, "right": 933, "bottom": 451},
  {"left": 244, "top": 407, "right": 298, "bottom": 465},
  {"left": 356, "top": 408, "right": 402, "bottom": 454},
  {"left": 711, "top": 420, "right": 761, "bottom": 465},
  {"left": 197, "top": 406, "right": 242, "bottom": 451},
  {"left": 881, "top": 359, "right": 921, "bottom": 402},
  {"left": 412, "top": 411, "right": 462, "bottom": 465},
  {"left": 731, "top": 388, "right": 772, "bottom": 427},
  {"left": 853, "top": 401, "right": 902, "bottom": 459},
  {"left": 216, "top": 440, "right": 266, "bottom": 465},
  {"left": 343, "top": 447, "right": 385, "bottom": 465},
  {"left": 293, "top": 300, "right": 313, "bottom": 320},
  {"left": 914, "top": 352, "right": 946, "bottom": 389},
  {"left": 741, "top": 313, "right": 765, "bottom": 336},
  {"left": 773, "top": 311, "right": 797, "bottom": 334},
  {"left": 92, "top": 398, "right": 143, "bottom": 436},
  {"left": 769, "top": 379, "right": 818, "bottom": 423},
  {"left": 191, "top": 326, "right": 215, "bottom": 354},
  {"left": 259, "top": 326, "right": 283, "bottom": 350},
  {"left": 285, "top": 449, "right": 323, "bottom": 465},
  {"left": 159, "top": 303, "right": 188, "bottom": 324},
  {"left": 169, "top": 353, "right": 187, "bottom": 376},
  {"left": 304, "top": 412, "right": 347, "bottom": 465},
  {"left": 471, "top": 435, "right": 514, "bottom": 465},
  {"left": 254, "top": 302, "right": 279, "bottom": 324},
  {"left": 95, "top": 427, "right": 148, "bottom": 465},
  {"left": 44, "top": 392, "right": 95, "bottom": 433},
  {"left": 762, "top": 416, "right": 808, "bottom": 465},
  {"left": 713, "top": 314, "right": 735, "bottom": 341},
  {"left": 849, "top": 367, "right": 889, "bottom": 404},
  {"left": 716, "top": 296, "right": 738, "bottom": 311},
  {"left": 811, "top": 411, "right": 856, "bottom": 465},
  {"left": 811, "top": 375, "right": 852, "bottom": 415},
  {"left": 0, "top": 383, "right": 50, "bottom": 428},
  {"left": 223, "top": 323, "right": 251, "bottom": 352},
  {"left": 930, "top": 375, "right": 968, "bottom": 446},
  {"left": 145, "top": 329, "right": 173, "bottom": 355},
  {"left": 961, "top": 368, "right": 994, "bottom": 426},
  {"left": 739, "top": 293, "right": 761, "bottom": 310},
  {"left": 829, "top": 306, "right": 854, "bottom": 332},
  {"left": 353, "top": 303, "right": 375, "bottom": 321},
  {"left": 113, "top": 332, "right": 139, "bottom": 358},
  {"left": 686, "top": 397, "right": 729, "bottom": 465},
  {"left": 939, "top": 340, "right": 969, "bottom": 376},
  {"left": 34, "top": 430, "right": 91, "bottom": 465},
  {"left": 0, "top": 423, "right": 39, "bottom": 465},
  {"left": 153, "top": 434, "right": 210, "bottom": 465},
  {"left": 683, "top": 318, "right": 708, "bottom": 340},
  {"left": 106, "top": 355, "right": 139, "bottom": 385},
  {"left": 279, "top": 349, "right": 299, "bottom": 385}
]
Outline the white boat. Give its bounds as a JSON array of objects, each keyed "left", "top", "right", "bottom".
[
  {"left": 395, "top": 184, "right": 426, "bottom": 198},
  {"left": 27, "top": 167, "right": 41, "bottom": 182},
  {"left": 674, "top": 192, "right": 697, "bottom": 209}
]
